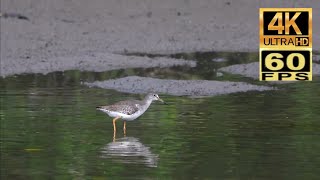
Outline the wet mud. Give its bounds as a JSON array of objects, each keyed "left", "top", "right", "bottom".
[{"left": 84, "top": 76, "right": 275, "bottom": 96}]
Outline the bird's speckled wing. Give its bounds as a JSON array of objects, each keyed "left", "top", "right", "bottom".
[{"left": 100, "top": 100, "right": 141, "bottom": 115}]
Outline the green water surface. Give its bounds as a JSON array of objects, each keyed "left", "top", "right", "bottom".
[{"left": 1, "top": 52, "right": 320, "bottom": 179}]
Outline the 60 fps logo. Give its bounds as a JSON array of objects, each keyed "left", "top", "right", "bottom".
[
  {"left": 261, "top": 50, "right": 310, "bottom": 80},
  {"left": 260, "top": 8, "right": 312, "bottom": 81}
]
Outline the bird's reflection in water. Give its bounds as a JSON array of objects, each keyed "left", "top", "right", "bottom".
[{"left": 100, "top": 137, "right": 159, "bottom": 168}]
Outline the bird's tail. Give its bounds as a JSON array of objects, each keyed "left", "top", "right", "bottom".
[{"left": 96, "top": 106, "right": 110, "bottom": 114}]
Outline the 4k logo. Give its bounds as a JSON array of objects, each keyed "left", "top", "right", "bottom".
[
  {"left": 260, "top": 8, "right": 312, "bottom": 81},
  {"left": 265, "top": 12, "right": 308, "bottom": 35}
]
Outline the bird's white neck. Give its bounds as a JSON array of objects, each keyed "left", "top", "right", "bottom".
[{"left": 140, "top": 98, "right": 153, "bottom": 112}]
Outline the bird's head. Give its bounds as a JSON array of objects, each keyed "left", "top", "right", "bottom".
[{"left": 147, "top": 93, "right": 164, "bottom": 103}]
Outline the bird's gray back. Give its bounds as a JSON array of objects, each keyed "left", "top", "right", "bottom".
[{"left": 104, "top": 100, "right": 144, "bottom": 115}]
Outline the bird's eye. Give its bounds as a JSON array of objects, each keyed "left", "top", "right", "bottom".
[{"left": 153, "top": 94, "right": 156, "bottom": 97}]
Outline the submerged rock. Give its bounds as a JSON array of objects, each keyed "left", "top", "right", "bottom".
[
  {"left": 84, "top": 76, "right": 275, "bottom": 96},
  {"left": 212, "top": 58, "right": 226, "bottom": 62},
  {"left": 219, "top": 62, "right": 259, "bottom": 79}
]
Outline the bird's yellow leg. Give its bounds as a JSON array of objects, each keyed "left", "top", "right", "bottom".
[
  {"left": 123, "top": 121, "right": 127, "bottom": 136},
  {"left": 113, "top": 117, "right": 120, "bottom": 142},
  {"left": 113, "top": 117, "right": 120, "bottom": 133}
]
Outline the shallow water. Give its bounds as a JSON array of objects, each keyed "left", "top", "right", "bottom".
[{"left": 1, "top": 53, "right": 320, "bottom": 179}]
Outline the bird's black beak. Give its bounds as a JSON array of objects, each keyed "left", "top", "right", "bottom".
[
  {"left": 158, "top": 98, "right": 167, "bottom": 105},
  {"left": 158, "top": 98, "right": 164, "bottom": 103}
]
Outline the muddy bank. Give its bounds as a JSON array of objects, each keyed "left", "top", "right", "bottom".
[
  {"left": 84, "top": 76, "right": 275, "bottom": 96},
  {"left": 1, "top": 0, "right": 319, "bottom": 77},
  {"left": 0, "top": 53, "right": 196, "bottom": 77},
  {"left": 219, "top": 62, "right": 320, "bottom": 81}
]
